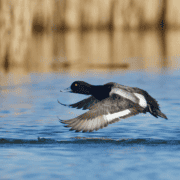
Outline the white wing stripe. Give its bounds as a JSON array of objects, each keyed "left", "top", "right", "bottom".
[
  {"left": 104, "top": 109, "right": 131, "bottom": 122},
  {"left": 110, "top": 88, "right": 137, "bottom": 103},
  {"left": 134, "top": 93, "right": 147, "bottom": 108}
]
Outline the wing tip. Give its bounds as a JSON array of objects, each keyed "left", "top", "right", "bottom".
[
  {"left": 57, "top": 116, "right": 66, "bottom": 124},
  {"left": 57, "top": 114, "right": 109, "bottom": 133},
  {"left": 57, "top": 100, "right": 66, "bottom": 106},
  {"left": 57, "top": 100, "right": 72, "bottom": 108}
]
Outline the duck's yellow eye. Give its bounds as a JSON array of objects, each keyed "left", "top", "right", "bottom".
[{"left": 75, "top": 83, "right": 77, "bottom": 86}]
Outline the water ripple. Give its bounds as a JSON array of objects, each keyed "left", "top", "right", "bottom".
[{"left": 0, "top": 137, "right": 180, "bottom": 145}]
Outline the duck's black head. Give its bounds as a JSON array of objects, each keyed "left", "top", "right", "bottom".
[
  {"left": 70, "top": 81, "right": 92, "bottom": 94},
  {"left": 60, "top": 81, "right": 92, "bottom": 95}
]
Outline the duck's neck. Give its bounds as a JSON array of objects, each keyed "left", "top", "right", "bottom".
[{"left": 90, "top": 85, "right": 112, "bottom": 100}]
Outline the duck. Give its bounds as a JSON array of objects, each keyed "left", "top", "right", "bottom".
[{"left": 58, "top": 81, "right": 167, "bottom": 132}]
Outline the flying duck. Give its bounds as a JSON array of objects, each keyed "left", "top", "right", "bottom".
[{"left": 58, "top": 81, "right": 167, "bottom": 132}]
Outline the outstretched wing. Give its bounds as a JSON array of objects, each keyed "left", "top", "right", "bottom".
[
  {"left": 59, "top": 94, "right": 144, "bottom": 132},
  {"left": 58, "top": 96, "right": 99, "bottom": 110}
]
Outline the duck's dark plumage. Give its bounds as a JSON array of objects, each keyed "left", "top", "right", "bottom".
[
  {"left": 58, "top": 96, "right": 99, "bottom": 110},
  {"left": 58, "top": 81, "right": 167, "bottom": 132}
]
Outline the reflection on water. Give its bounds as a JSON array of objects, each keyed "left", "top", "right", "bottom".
[
  {"left": 1, "top": 30, "right": 179, "bottom": 73},
  {"left": 1, "top": 0, "right": 172, "bottom": 70}
]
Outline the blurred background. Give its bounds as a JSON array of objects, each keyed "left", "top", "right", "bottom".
[
  {"left": 0, "top": 0, "right": 179, "bottom": 74},
  {"left": 1, "top": 0, "right": 180, "bottom": 180}
]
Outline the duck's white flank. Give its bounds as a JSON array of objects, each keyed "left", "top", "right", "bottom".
[
  {"left": 104, "top": 109, "right": 131, "bottom": 122},
  {"left": 134, "top": 93, "right": 147, "bottom": 108},
  {"left": 110, "top": 88, "right": 137, "bottom": 103}
]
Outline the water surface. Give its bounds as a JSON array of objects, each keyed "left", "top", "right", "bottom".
[{"left": 0, "top": 69, "right": 180, "bottom": 180}]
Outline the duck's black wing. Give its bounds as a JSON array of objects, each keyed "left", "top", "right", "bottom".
[
  {"left": 58, "top": 96, "right": 99, "bottom": 110},
  {"left": 59, "top": 94, "right": 144, "bottom": 132}
]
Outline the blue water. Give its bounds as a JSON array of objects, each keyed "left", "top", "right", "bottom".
[{"left": 1, "top": 69, "right": 180, "bottom": 180}]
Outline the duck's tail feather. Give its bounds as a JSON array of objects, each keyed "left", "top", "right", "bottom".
[
  {"left": 148, "top": 104, "right": 168, "bottom": 120},
  {"left": 156, "top": 110, "right": 168, "bottom": 119}
]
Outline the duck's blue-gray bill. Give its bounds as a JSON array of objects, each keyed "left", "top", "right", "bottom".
[{"left": 60, "top": 87, "right": 72, "bottom": 93}]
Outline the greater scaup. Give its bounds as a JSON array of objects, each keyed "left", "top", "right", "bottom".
[{"left": 58, "top": 81, "right": 167, "bottom": 132}]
